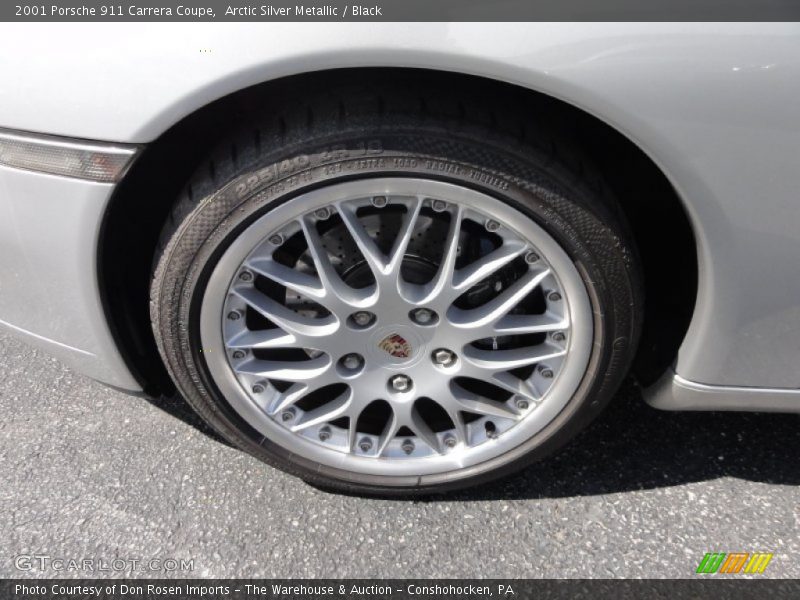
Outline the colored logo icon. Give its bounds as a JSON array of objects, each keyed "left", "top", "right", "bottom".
[
  {"left": 379, "top": 333, "right": 411, "bottom": 358},
  {"left": 696, "top": 552, "right": 773, "bottom": 574}
]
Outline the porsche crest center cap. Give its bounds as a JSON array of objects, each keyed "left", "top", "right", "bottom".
[{"left": 378, "top": 333, "right": 411, "bottom": 358}]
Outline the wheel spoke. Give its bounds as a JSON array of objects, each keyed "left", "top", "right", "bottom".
[
  {"left": 299, "top": 216, "right": 376, "bottom": 308},
  {"left": 376, "top": 411, "right": 401, "bottom": 456},
  {"left": 441, "top": 403, "right": 468, "bottom": 445},
  {"left": 268, "top": 372, "right": 341, "bottom": 414},
  {"left": 346, "top": 416, "right": 359, "bottom": 453},
  {"left": 236, "top": 355, "right": 331, "bottom": 381},
  {"left": 290, "top": 388, "right": 353, "bottom": 432},
  {"left": 409, "top": 408, "right": 442, "bottom": 454},
  {"left": 247, "top": 258, "right": 325, "bottom": 300},
  {"left": 411, "top": 205, "right": 464, "bottom": 303},
  {"left": 448, "top": 268, "right": 551, "bottom": 332},
  {"left": 386, "top": 197, "right": 423, "bottom": 274},
  {"left": 337, "top": 198, "right": 424, "bottom": 282},
  {"left": 337, "top": 203, "right": 391, "bottom": 277},
  {"left": 462, "top": 343, "right": 566, "bottom": 372},
  {"left": 489, "top": 371, "right": 540, "bottom": 403},
  {"left": 233, "top": 287, "right": 338, "bottom": 340},
  {"left": 447, "top": 382, "right": 519, "bottom": 420},
  {"left": 226, "top": 328, "right": 296, "bottom": 349},
  {"left": 452, "top": 241, "right": 527, "bottom": 292},
  {"left": 270, "top": 382, "right": 310, "bottom": 414},
  {"left": 493, "top": 313, "right": 567, "bottom": 335}
]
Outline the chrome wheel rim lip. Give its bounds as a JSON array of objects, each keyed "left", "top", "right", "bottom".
[{"left": 200, "top": 178, "right": 593, "bottom": 477}]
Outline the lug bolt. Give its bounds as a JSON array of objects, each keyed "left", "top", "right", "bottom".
[
  {"left": 411, "top": 308, "right": 436, "bottom": 325},
  {"left": 315, "top": 207, "right": 330, "bottom": 220},
  {"left": 227, "top": 310, "right": 242, "bottom": 321},
  {"left": 341, "top": 353, "right": 364, "bottom": 371},
  {"left": 269, "top": 233, "right": 284, "bottom": 246},
  {"left": 389, "top": 374, "right": 412, "bottom": 393},
  {"left": 351, "top": 311, "right": 375, "bottom": 327},
  {"left": 433, "top": 348, "right": 456, "bottom": 366},
  {"left": 432, "top": 199, "right": 447, "bottom": 212},
  {"left": 525, "top": 252, "right": 539, "bottom": 264},
  {"left": 372, "top": 196, "right": 388, "bottom": 208},
  {"left": 515, "top": 398, "right": 529, "bottom": 410},
  {"left": 401, "top": 439, "right": 415, "bottom": 455},
  {"left": 318, "top": 426, "right": 332, "bottom": 442},
  {"left": 485, "top": 219, "right": 500, "bottom": 232},
  {"left": 239, "top": 271, "right": 254, "bottom": 282},
  {"left": 548, "top": 291, "right": 562, "bottom": 302},
  {"left": 539, "top": 366, "right": 554, "bottom": 379},
  {"left": 552, "top": 332, "right": 566, "bottom": 342},
  {"left": 232, "top": 350, "right": 246, "bottom": 359},
  {"left": 281, "top": 408, "right": 295, "bottom": 422},
  {"left": 359, "top": 437, "right": 373, "bottom": 452},
  {"left": 252, "top": 383, "right": 265, "bottom": 394},
  {"left": 443, "top": 434, "right": 457, "bottom": 449}
]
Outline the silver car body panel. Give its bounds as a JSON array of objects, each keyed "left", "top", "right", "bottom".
[
  {"left": 1, "top": 23, "right": 799, "bottom": 406},
  {"left": 0, "top": 164, "right": 139, "bottom": 389}
]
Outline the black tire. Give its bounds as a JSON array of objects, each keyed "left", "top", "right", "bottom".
[{"left": 150, "top": 80, "right": 643, "bottom": 496}]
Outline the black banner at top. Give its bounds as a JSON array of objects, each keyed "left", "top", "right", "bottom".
[{"left": 4, "top": 0, "right": 800, "bottom": 21}]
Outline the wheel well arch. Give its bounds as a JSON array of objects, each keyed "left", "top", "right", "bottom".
[{"left": 99, "top": 67, "right": 697, "bottom": 396}]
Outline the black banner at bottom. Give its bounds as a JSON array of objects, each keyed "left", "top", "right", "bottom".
[{"left": 2, "top": 579, "right": 799, "bottom": 600}]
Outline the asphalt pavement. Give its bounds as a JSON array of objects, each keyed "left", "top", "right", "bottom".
[{"left": 1, "top": 330, "right": 798, "bottom": 578}]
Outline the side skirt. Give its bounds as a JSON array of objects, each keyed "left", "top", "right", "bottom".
[{"left": 645, "top": 369, "right": 800, "bottom": 413}]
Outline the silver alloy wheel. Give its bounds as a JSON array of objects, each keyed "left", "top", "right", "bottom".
[{"left": 200, "top": 178, "right": 593, "bottom": 477}]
